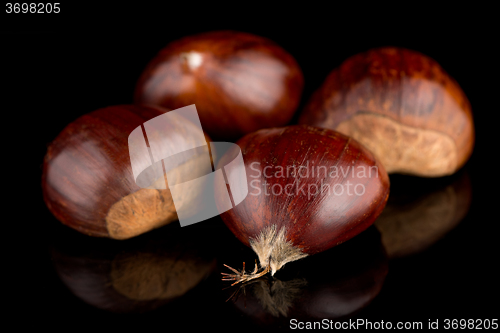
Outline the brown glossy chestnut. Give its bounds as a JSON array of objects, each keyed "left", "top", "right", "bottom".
[
  {"left": 42, "top": 105, "right": 209, "bottom": 239},
  {"left": 134, "top": 30, "right": 304, "bottom": 141},
  {"left": 299, "top": 47, "right": 474, "bottom": 177},
  {"left": 217, "top": 125, "right": 389, "bottom": 282},
  {"left": 51, "top": 223, "right": 216, "bottom": 313}
]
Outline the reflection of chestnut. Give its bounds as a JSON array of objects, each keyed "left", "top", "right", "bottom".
[
  {"left": 375, "top": 170, "right": 472, "bottom": 258},
  {"left": 299, "top": 47, "right": 474, "bottom": 177},
  {"left": 134, "top": 31, "right": 304, "bottom": 141},
  {"left": 221, "top": 226, "right": 388, "bottom": 328},
  {"left": 51, "top": 223, "right": 216, "bottom": 313}
]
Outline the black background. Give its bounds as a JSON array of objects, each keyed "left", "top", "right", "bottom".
[{"left": 2, "top": 4, "right": 498, "bottom": 331}]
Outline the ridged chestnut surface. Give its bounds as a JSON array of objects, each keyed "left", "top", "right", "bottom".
[
  {"left": 42, "top": 105, "right": 208, "bottom": 240},
  {"left": 218, "top": 125, "right": 389, "bottom": 282},
  {"left": 134, "top": 30, "right": 304, "bottom": 141},
  {"left": 299, "top": 47, "right": 474, "bottom": 177}
]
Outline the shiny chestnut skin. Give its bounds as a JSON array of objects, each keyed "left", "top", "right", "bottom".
[
  {"left": 299, "top": 47, "right": 474, "bottom": 177},
  {"left": 217, "top": 125, "right": 390, "bottom": 279},
  {"left": 134, "top": 30, "right": 304, "bottom": 141},
  {"left": 42, "top": 105, "right": 206, "bottom": 240}
]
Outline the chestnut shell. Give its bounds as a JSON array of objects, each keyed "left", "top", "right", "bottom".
[
  {"left": 41, "top": 105, "right": 205, "bottom": 239},
  {"left": 299, "top": 47, "right": 474, "bottom": 177},
  {"left": 134, "top": 30, "right": 304, "bottom": 141},
  {"left": 218, "top": 125, "right": 390, "bottom": 256}
]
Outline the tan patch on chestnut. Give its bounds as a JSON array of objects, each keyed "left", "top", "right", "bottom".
[
  {"left": 106, "top": 187, "right": 177, "bottom": 240},
  {"left": 336, "top": 113, "right": 457, "bottom": 177},
  {"left": 106, "top": 154, "right": 211, "bottom": 240}
]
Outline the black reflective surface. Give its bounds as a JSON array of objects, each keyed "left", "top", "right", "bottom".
[
  {"left": 6, "top": 8, "right": 499, "bottom": 331},
  {"left": 22, "top": 163, "right": 496, "bottom": 331}
]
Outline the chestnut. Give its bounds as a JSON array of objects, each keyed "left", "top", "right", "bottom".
[
  {"left": 42, "top": 105, "right": 210, "bottom": 239},
  {"left": 217, "top": 125, "right": 389, "bottom": 282},
  {"left": 298, "top": 47, "right": 474, "bottom": 177},
  {"left": 134, "top": 30, "right": 304, "bottom": 141}
]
